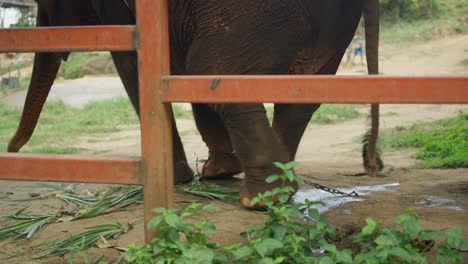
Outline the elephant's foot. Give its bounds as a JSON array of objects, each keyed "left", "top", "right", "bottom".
[
  {"left": 202, "top": 151, "right": 242, "bottom": 179},
  {"left": 240, "top": 177, "right": 299, "bottom": 209},
  {"left": 174, "top": 161, "right": 194, "bottom": 184}
]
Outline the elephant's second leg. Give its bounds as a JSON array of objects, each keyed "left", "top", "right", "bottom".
[
  {"left": 212, "top": 104, "right": 295, "bottom": 208},
  {"left": 272, "top": 104, "right": 320, "bottom": 160},
  {"left": 192, "top": 104, "right": 242, "bottom": 178}
]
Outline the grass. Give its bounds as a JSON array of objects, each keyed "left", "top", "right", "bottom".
[
  {"left": 311, "top": 104, "right": 362, "bottom": 124},
  {"left": 0, "top": 99, "right": 193, "bottom": 154},
  {"left": 380, "top": 0, "right": 468, "bottom": 44},
  {"left": 460, "top": 58, "right": 468, "bottom": 66},
  {"left": 0, "top": 98, "right": 138, "bottom": 153},
  {"left": 58, "top": 52, "right": 115, "bottom": 80},
  {"left": 380, "top": 111, "right": 468, "bottom": 168}
]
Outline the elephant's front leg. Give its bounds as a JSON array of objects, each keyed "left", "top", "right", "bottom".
[
  {"left": 210, "top": 104, "right": 296, "bottom": 208},
  {"left": 192, "top": 104, "right": 242, "bottom": 178}
]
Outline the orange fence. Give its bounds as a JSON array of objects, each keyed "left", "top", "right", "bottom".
[{"left": 0, "top": 0, "right": 467, "bottom": 244}]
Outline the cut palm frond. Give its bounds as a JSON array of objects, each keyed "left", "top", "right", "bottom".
[
  {"left": 56, "top": 193, "right": 101, "bottom": 208},
  {"left": 73, "top": 186, "right": 143, "bottom": 220},
  {"left": 176, "top": 181, "right": 239, "bottom": 204},
  {"left": 0, "top": 208, "right": 55, "bottom": 241},
  {"left": 43, "top": 223, "right": 131, "bottom": 257}
]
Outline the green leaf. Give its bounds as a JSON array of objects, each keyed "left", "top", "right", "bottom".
[
  {"left": 153, "top": 208, "right": 166, "bottom": 214},
  {"left": 447, "top": 229, "right": 464, "bottom": 248},
  {"left": 278, "top": 193, "right": 290, "bottom": 204},
  {"left": 389, "top": 247, "right": 412, "bottom": 261},
  {"left": 272, "top": 224, "right": 287, "bottom": 241},
  {"left": 147, "top": 215, "right": 163, "bottom": 230},
  {"left": 318, "top": 256, "right": 334, "bottom": 264},
  {"left": 418, "top": 230, "right": 443, "bottom": 241},
  {"left": 336, "top": 250, "right": 353, "bottom": 264},
  {"left": 375, "top": 235, "right": 395, "bottom": 247},
  {"left": 164, "top": 213, "right": 180, "bottom": 228},
  {"left": 284, "top": 161, "right": 298, "bottom": 171},
  {"left": 273, "top": 162, "right": 286, "bottom": 171},
  {"left": 233, "top": 245, "right": 253, "bottom": 260},
  {"left": 184, "top": 248, "right": 214, "bottom": 262},
  {"left": 460, "top": 240, "right": 468, "bottom": 251},
  {"left": 266, "top": 175, "right": 280, "bottom": 184},
  {"left": 254, "top": 238, "right": 283, "bottom": 257},
  {"left": 285, "top": 171, "right": 295, "bottom": 182},
  {"left": 361, "top": 218, "right": 378, "bottom": 236}
]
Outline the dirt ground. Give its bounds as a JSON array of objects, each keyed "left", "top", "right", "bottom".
[{"left": 0, "top": 35, "right": 467, "bottom": 263}]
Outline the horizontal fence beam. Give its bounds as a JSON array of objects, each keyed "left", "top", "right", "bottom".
[
  {"left": 0, "top": 26, "right": 136, "bottom": 52},
  {"left": 0, "top": 153, "right": 144, "bottom": 185},
  {"left": 162, "top": 76, "right": 468, "bottom": 104}
]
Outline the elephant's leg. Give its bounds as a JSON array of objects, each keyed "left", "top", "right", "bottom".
[
  {"left": 110, "top": 52, "right": 193, "bottom": 184},
  {"left": 210, "top": 103, "right": 293, "bottom": 208},
  {"left": 272, "top": 46, "right": 351, "bottom": 161},
  {"left": 8, "top": 52, "right": 63, "bottom": 152},
  {"left": 192, "top": 104, "right": 242, "bottom": 178}
]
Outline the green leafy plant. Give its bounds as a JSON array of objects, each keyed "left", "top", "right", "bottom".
[
  {"left": 125, "top": 162, "right": 468, "bottom": 264},
  {"left": 125, "top": 203, "right": 221, "bottom": 264}
]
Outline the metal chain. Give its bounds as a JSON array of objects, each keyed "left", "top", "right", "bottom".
[{"left": 303, "top": 179, "right": 359, "bottom": 197}]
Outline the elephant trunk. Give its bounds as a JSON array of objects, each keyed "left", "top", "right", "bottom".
[
  {"left": 8, "top": 52, "right": 63, "bottom": 152},
  {"left": 363, "top": 0, "right": 382, "bottom": 176}
]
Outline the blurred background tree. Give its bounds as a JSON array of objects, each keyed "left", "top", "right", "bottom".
[{"left": 380, "top": 0, "right": 449, "bottom": 21}]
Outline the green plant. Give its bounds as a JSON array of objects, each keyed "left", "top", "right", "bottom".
[
  {"left": 125, "top": 162, "right": 468, "bottom": 264},
  {"left": 125, "top": 203, "right": 220, "bottom": 264}
]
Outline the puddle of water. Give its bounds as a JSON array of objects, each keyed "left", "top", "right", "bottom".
[
  {"left": 292, "top": 182, "right": 400, "bottom": 214},
  {"left": 415, "top": 195, "right": 465, "bottom": 211}
]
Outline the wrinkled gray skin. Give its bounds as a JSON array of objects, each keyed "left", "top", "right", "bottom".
[{"left": 8, "top": 0, "right": 381, "bottom": 208}]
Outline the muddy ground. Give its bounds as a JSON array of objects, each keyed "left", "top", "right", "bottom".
[{"left": 0, "top": 35, "right": 467, "bottom": 263}]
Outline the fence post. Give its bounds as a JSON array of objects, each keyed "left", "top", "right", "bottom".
[{"left": 136, "top": 0, "right": 174, "bottom": 243}]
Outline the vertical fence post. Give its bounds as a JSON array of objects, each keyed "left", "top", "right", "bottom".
[{"left": 135, "top": 0, "right": 174, "bottom": 243}]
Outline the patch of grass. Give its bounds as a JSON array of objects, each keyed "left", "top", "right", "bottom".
[
  {"left": 24, "top": 147, "right": 82, "bottom": 154},
  {"left": 460, "top": 58, "right": 468, "bottom": 66},
  {"left": 380, "top": 112, "right": 468, "bottom": 168},
  {"left": 172, "top": 104, "right": 191, "bottom": 119},
  {"left": 311, "top": 104, "right": 362, "bottom": 124},
  {"left": 0, "top": 98, "right": 138, "bottom": 153},
  {"left": 58, "top": 52, "right": 114, "bottom": 80}
]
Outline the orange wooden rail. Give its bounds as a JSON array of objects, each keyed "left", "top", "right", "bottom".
[
  {"left": 162, "top": 76, "right": 468, "bottom": 104},
  {"left": 0, "top": 153, "right": 143, "bottom": 185},
  {"left": 0, "top": 26, "right": 136, "bottom": 52}
]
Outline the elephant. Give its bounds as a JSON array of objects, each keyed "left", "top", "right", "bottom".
[{"left": 7, "top": 0, "right": 383, "bottom": 209}]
